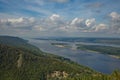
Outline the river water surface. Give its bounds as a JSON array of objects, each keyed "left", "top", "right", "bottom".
[{"left": 29, "top": 39, "right": 120, "bottom": 74}]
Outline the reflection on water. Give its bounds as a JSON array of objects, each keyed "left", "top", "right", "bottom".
[{"left": 29, "top": 39, "right": 120, "bottom": 74}]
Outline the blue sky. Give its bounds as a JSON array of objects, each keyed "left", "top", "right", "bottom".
[{"left": 0, "top": 0, "right": 120, "bottom": 37}]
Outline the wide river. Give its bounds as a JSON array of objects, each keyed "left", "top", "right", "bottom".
[{"left": 29, "top": 39, "right": 120, "bottom": 74}]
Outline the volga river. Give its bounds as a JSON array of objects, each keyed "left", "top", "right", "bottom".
[{"left": 29, "top": 39, "right": 120, "bottom": 74}]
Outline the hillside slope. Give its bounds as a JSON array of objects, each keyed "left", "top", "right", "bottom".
[{"left": 0, "top": 44, "right": 95, "bottom": 80}]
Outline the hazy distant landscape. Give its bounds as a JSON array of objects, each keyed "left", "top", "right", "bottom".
[{"left": 34, "top": 37, "right": 120, "bottom": 45}]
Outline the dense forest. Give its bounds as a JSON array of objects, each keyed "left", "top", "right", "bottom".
[{"left": 0, "top": 36, "right": 120, "bottom": 80}]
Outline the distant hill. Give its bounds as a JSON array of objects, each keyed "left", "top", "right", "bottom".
[
  {"left": 0, "top": 36, "right": 120, "bottom": 80},
  {"left": 34, "top": 37, "right": 120, "bottom": 45}
]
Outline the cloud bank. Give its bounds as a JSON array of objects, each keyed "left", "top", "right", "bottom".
[{"left": 0, "top": 12, "right": 120, "bottom": 37}]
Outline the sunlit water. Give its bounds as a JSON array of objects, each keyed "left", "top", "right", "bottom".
[{"left": 29, "top": 39, "right": 120, "bottom": 74}]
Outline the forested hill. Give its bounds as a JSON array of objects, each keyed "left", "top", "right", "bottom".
[
  {"left": 0, "top": 36, "right": 120, "bottom": 80},
  {"left": 0, "top": 36, "right": 28, "bottom": 45},
  {"left": 0, "top": 36, "right": 40, "bottom": 51}
]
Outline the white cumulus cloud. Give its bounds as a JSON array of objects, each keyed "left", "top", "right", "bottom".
[
  {"left": 94, "top": 24, "right": 108, "bottom": 32},
  {"left": 70, "top": 18, "right": 85, "bottom": 29},
  {"left": 109, "top": 12, "right": 120, "bottom": 20},
  {"left": 109, "top": 12, "right": 120, "bottom": 33},
  {"left": 49, "top": 14, "right": 61, "bottom": 21},
  {"left": 85, "top": 18, "right": 95, "bottom": 27}
]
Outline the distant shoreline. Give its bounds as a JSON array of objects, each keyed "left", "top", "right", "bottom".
[{"left": 76, "top": 44, "right": 120, "bottom": 59}]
